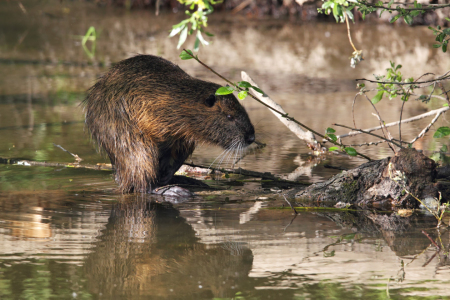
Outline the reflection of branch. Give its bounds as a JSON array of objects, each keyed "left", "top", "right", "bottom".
[
  {"left": 422, "top": 251, "right": 439, "bottom": 268},
  {"left": 283, "top": 214, "right": 298, "bottom": 232},
  {"left": 282, "top": 194, "right": 298, "bottom": 215},
  {"left": 337, "top": 106, "right": 449, "bottom": 139},
  {"left": 422, "top": 230, "right": 441, "bottom": 251}
]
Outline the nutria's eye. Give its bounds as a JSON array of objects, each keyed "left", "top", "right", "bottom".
[
  {"left": 204, "top": 94, "right": 216, "bottom": 107},
  {"left": 227, "top": 114, "right": 234, "bottom": 121}
]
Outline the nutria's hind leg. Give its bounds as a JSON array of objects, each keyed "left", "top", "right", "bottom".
[{"left": 152, "top": 142, "right": 207, "bottom": 197}]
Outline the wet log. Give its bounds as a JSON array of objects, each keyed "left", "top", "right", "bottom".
[{"left": 295, "top": 148, "right": 448, "bottom": 209}]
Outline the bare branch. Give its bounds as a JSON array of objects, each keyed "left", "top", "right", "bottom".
[
  {"left": 241, "top": 71, "right": 319, "bottom": 148},
  {"left": 337, "top": 106, "right": 449, "bottom": 139},
  {"left": 333, "top": 123, "right": 403, "bottom": 148},
  {"left": 409, "top": 110, "right": 444, "bottom": 144}
]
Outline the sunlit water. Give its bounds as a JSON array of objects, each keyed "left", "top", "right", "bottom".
[{"left": 1, "top": 1, "right": 449, "bottom": 299}]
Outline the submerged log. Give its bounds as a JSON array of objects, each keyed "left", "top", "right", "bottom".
[{"left": 295, "top": 148, "right": 447, "bottom": 209}]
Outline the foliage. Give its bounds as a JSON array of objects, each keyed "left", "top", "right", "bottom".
[
  {"left": 81, "top": 26, "right": 96, "bottom": 59},
  {"left": 366, "top": 61, "right": 415, "bottom": 104},
  {"left": 430, "top": 144, "right": 450, "bottom": 165},
  {"left": 429, "top": 19, "right": 450, "bottom": 53},
  {"left": 216, "top": 81, "right": 264, "bottom": 100},
  {"left": 317, "top": 0, "right": 450, "bottom": 54},
  {"left": 325, "top": 127, "right": 357, "bottom": 156},
  {"left": 180, "top": 50, "right": 263, "bottom": 100},
  {"left": 318, "top": 0, "right": 355, "bottom": 23},
  {"left": 433, "top": 126, "right": 450, "bottom": 138},
  {"left": 170, "top": 0, "right": 221, "bottom": 51}
]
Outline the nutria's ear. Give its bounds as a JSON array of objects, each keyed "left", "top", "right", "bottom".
[{"left": 204, "top": 94, "right": 217, "bottom": 107}]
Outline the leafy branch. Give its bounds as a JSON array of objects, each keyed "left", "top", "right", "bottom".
[
  {"left": 180, "top": 49, "right": 372, "bottom": 161},
  {"left": 429, "top": 21, "right": 450, "bottom": 53},
  {"left": 169, "top": 0, "right": 221, "bottom": 51}
]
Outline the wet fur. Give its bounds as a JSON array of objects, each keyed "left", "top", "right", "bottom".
[{"left": 83, "top": 55, "right": 255, "bottom": 193}]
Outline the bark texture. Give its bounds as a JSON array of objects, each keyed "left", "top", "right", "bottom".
[{"left": 295, "top": 148, "right": 446, "bottom": 209}]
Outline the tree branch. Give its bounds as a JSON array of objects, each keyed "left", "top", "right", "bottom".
[{"left": 337, "top": 106, "right": 449, "bottom": 139}]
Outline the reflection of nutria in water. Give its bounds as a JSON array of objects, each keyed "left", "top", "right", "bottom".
[
  {"left": 84, "top": 198, "right": 253, "bottom": 298},
  {"left": 83, "top": 55, "right": 255, "bottom": 193}
]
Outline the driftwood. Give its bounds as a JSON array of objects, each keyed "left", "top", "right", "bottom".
[{"left": 295, "top": 148, "right": 448, "bottom": 209}]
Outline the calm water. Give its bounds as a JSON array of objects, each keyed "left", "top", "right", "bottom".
[{"left": 1, "top": 1, "right": 450, "bottom": 299}]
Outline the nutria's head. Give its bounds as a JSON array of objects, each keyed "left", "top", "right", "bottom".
[{"left": 190, "top": 91, "right": 255, "bottom": 150}]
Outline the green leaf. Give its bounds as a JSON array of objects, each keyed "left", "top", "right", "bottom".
[
  {"left": 372, "top": 90, "right": 384, "bottom": 104},
  {"left": 326, "top": 127, "right": 336, "bottom": 134},
  {"left": 193, "top": 37, "right": 200, "bottom": 52},
  {"left": 237, "top": 91, "right": 248, "bottom": 100},
  {"left": 329, "top": 146, "right": 340, "bottom": 151},
  {"left": 215, "top": 86, "right": 235, "bottom": 96},
  {"left": 251, "top": 86, "right": 264, "bottom": 94},
  {"left": 433, "top": 44, "right": 442, "bottom": 48},
  {"left": 344, "top": 147, "right": 357, "bottom": 156},
  {"left": 179, "top": 49, "right": 194, "bottom": 60},
  {"left": 237, "top": 81, "right": 252, "bottom": 88},
  {"left": 440, "top": 145, "right": 448, "bottom": 153},
  {"left": 404, "top": 14, "right": 413, "bottom": 25},
  {"left": 443, "top": 43, "right": 447, "bottom": 53},
  {"left": 177, "top": 26, "right": 188, "bottom": 49},
  {"left": 390, "top": 14, "right": 400, "bottom": 23},
  {"left": 444, "top": 103, "right": 449, "bottom": 107},
  {"left": 433, "top": 126, "right": 450, "bottom": 138},
  {"left": 332, "top": 3, "right": 340, "bottom": 22},
  {"left": 327, "top": 133, "right": 337, "bottom": 142}
]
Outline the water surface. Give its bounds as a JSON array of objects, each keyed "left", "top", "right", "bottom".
[{"left": 0, "top": 1, "right": 449, "bottom": 299}]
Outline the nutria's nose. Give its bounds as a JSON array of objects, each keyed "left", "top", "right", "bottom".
[{"left": 246, "top": 133, "right": 255, "bottom": 144}]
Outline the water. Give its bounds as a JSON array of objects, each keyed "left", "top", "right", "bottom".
[{"left": 1, "top": 1, "right": 449, "bottom": 299}]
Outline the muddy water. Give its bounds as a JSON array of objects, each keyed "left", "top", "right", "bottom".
[{"left": 1, "top": 0, "right": 450, "bottom": 299}]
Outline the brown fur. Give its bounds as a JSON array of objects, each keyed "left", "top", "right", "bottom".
[{"left": 83, "top": 55, "right": 255, "bottom": 193}]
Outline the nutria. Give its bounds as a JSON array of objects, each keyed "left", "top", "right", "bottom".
[{"left": 83, "top": 55, "right": 255, "bottom": 193}]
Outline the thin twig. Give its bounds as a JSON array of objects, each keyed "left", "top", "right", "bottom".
[
  {"left": 183, "top": 162, "right": 308, "bottom": 185},
  {"left": 352, "top": 93, "right": 358, "bottom": 130},
  {"left": 363, "top": 94, "right": 398, "bottom": 152},
  {"left": 53, "top": 143, "right": 83, "bottom": 162},
  {"left": 409, "top": 110, "right": 444, "bottom": 144},
  {"left": 337, "top": 106, "right": 449, "bottom": 139},
  {"left": 356, "top": 70, "right": 450, "bottom": 85},
  {"left": 333, "top": 124, "right": 403, "bottom": 148},
  {"left": 356, "top": 0, "right": 450, "bottom": 12},
  {"left": 345, "top": 13, "right": 357, "bottom": 52},
  {"left": 438, "top": 82, "right": 450, "bottom": 106},
  {"left": 399, "top": 101, "right": 405, "bottom": 145},
  {"left": 348, "top": 140, "right": 390, "bottom": 147}
]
